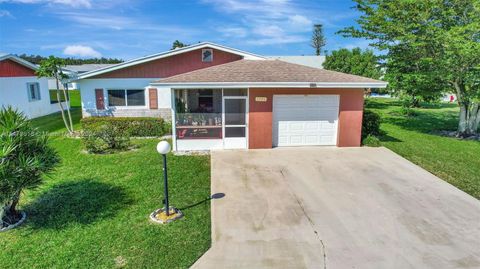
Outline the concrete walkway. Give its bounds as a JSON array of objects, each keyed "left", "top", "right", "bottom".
[{"left": 192, "top": 147, "right": 480, "bottom": 269}]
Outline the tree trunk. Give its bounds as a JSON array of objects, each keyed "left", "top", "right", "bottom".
[
  {"left": 62, "top": 82, "right": 74, "bottom": 132},
  {"left": 467, "top": 103, "right": 480, "bottom": 134},
  {"left": 454, "top": 81, "right": 479, "bottom": 136},
  {"left": 55, "top": 76, "right": 72, "bottom": 134},
  {"left": 7, "top": 191, "right": 20, "bottom": 217}
]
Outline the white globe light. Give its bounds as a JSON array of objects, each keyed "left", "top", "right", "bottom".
[{"left": 156, "top": 141, "right": 171, "bottom": 155}]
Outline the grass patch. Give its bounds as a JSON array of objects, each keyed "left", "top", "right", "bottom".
[
  {"left": 0, "top": 138, "right": 211, "bottom": 268},
  {"left": 30, "top": 108, "right": 82, "bottom": 133},
  {"left": 366, "top": 98, "right": 480, "bottom": 199},
  {"left": 69, "top": 90, "right": 81, "bottom": 108}
]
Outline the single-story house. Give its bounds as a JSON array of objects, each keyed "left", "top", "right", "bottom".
[
  {"left": 73, "top": 42, "right": 387, "bottom": 151},
  {"left": 0, "top": 54, "right": 69, "bottom": 119}
]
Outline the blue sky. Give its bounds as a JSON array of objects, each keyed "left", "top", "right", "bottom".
[{"left": 0, "top": 0, "right": 370, "bottom": 60}]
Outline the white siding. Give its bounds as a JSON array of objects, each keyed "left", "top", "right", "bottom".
[
  {"left": 77, "top": 78, "right": 171, "bottom": 118},
  {"left": 0, "top": 76, "right": 66, "bottom": 119}
]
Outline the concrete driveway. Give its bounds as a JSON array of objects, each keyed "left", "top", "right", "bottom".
[{"left": 192, "top": 147, "right": 480, "bottom": 269}]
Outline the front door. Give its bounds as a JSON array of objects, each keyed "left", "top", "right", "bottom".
[{"left": 222, "top": 97, "right": 248, "bottom": 149}]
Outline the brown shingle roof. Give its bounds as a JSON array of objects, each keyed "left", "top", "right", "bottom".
[{"left": 156, "top": 59, "right": 385, "bottom": 84}]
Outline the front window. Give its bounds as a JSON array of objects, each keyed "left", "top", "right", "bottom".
[
  {"left": 27, "top": 82, "right": 41, "bottom": 102},
  {"left": 107, "top": 89, "right": 145, "bottom": 106}
]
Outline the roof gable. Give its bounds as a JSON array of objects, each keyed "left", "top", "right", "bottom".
[
  {"left": 77, "top": 42, "right": 265, "bottom": 79},
  {"left": 0, "top": 54, "right": 38, "bottom": 70},
  {"left": 0, "top": 55, "right": 38, "bottom": 77},
  {"left": 88, "top": 47, "right": 244, "bottom": 79}
]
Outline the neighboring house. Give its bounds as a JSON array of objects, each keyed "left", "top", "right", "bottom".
[
  {"left": 0, "top": 54, "right": 68, "bottom": 119},
  {"left": 267, "top": 55, "right": 325, "bottom": 69},
  {"left": 48, "top": 64, "right": 116, "bottom": 90},
  {"left": 73, "top": 42, "right": 387, "bottom": 151}
]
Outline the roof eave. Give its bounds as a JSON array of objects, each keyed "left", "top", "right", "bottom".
[
  {"left": 0, "top": 54, "right": 38, "bottom": 71},
  {"left": 150, "top": 81, "right": 388, "bottom": 89}
]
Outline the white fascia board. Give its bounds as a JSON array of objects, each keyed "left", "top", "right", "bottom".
[
  {"left": 77, "top": 42, "right": 266, "bottom": 80},
  {"left": 0, "top": 54, "right": 38, "bottom": 71},
  {"left": 149, "top": 81, "right": 388, "bottom": 89}
]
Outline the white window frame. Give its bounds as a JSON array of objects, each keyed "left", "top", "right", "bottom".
[
  {"left": 202, "top": 49, "right": 213, "bottom": 62},
  {"left": 106, "top": 89, "right": 147, "bottom": 109},
  {"left": 27, "top": 82, "right": 41, "bottom": 102}
]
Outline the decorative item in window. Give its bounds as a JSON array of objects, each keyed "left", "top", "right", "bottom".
[{"left": 202, "top": 49, "right": 213, "bottom": 62}]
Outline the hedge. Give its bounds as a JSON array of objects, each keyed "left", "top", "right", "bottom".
[
  {"left": 362, "top": 109, "right": 381, "bottom": 139},
  {"left": 81, "top": 117, "right": 171, "bottom": 137}
]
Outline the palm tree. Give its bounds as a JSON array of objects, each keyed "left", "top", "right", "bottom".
[{"left": 0, "top": 107, "right": 60, "bottom": 228}]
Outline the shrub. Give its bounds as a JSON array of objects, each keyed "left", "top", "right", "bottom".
[
  {"left": 0, "top": 107, "right": 60, "bottom": 228},
  {"left": 362, "top": 135, "right": 381, "bottom": 147},
  {"left": 362, "top": 109, "right": 381, "bottom": 139},
  {"left": 82, "top": 124, "right": 131, "bottom": 154},
  {"left": 81, "top": 117, "right": 169, "bottom": 137},
  {"left": 399, "top": 106, "right": 417, "bottom": 117}
]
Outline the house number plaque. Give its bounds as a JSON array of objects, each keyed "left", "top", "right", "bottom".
[{"left": 255, "top": 97, "right": 267, "bottom": 102}]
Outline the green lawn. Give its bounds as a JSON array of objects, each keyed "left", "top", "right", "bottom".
[
  {"left": 366, "top": 98, "right": 480, "bottom": 199},
  {"left": 32, "top": 89, "right": 82, "bottom": 133},
  {"left": 69, "top": 90, "right": 81, "bottom": 108},
  {"left": 31, "top": 108, "right": 82, "bottom": 133},
  {"left": 1, "top": 114, "right": 212, "bottom": 268}
]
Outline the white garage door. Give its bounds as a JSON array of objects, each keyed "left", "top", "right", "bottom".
[{"left": 273, "top": 95, "right": 339, "bottom": 147}]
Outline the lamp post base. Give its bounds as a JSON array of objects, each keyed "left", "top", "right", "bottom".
[{"left": 149, "top": 207, "right": 183, "bottom": 224}]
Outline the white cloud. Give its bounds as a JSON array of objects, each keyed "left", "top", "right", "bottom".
[
  {"left": 63, "top": 45, "right": 101, "bottom": 58},
  {"left": 288, "top": 15, "right": 312, "bottom": 28},
  {"left": 52, "top": 0, "right": 91, "bottom": 8},
  {"left": 202, "top": 0, "right": 314, "bottom": 46},
  {"left": 253, "top": 25, "right": 284, "bottom": 37},
  {"left": 246, "top": 35, "right": 308, "bottom": 46},
  {"left": 0, "top": 9, "right": 13, "bottom": 18},
  {"left": 218, "top": 26, "right": 248, "bottom": 38},
  {"left": 0, "top": 0, "right": 91, "bottom": 8},
  {"left": 58, "top": 12, "right": 134, "bottom": 30}
]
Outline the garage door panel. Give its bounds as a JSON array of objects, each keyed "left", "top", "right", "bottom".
[
  {"left": 305, "top": 135, "right": 319, "bottom": 144},
  {"left": 289, "top": 135, "right": 303, "bottom": 145},
  {"left": 273, "top": 95, "right": 339, "bottom": 147}
]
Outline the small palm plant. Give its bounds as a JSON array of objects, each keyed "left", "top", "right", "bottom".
[{"left": 0, "top": 107, "right": 60, "bottom": 229}]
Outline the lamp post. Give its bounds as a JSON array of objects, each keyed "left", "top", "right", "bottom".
[
  {"left": 156, "top": 141, "right": 171, "bottom": 215},
  {"left": 150, "top": 141, "right": 183, "bottom": 224}
]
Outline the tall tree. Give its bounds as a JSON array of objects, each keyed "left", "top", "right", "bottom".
[
  {"left": 36, "top": 56, "right": 74, "bottom": 134},
  {"left": 171, "top": 40, "right": 188, "bottom": 50},
  {"left": 311, "top": 24, "right": 326, "bottom": 56},
  {"left": 340, "top": 0, "right": 480, "bottom": 136},
  {"left": 323, "top": 47, "right": 381, "bottom": 79}
]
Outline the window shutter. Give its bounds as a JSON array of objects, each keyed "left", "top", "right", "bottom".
[
  {"left": 95, "top": 89, "right": 105, "bottom": 110},
  {"left": 148, "top": 88, "right": 158, "bottom": 109}
]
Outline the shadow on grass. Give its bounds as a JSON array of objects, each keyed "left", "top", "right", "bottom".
[
  {"left": 383, "top": 109, "right": 458, "bottom": 134},
  {"left": 24, "top": 180, "right": 131, "bottom": 230},
  {"left": 379, "top": 134, "right": 402, "bottom": 143},
  {"left": 179, "top": 193, "right": 225, "bottom": 211}
]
